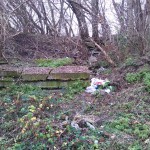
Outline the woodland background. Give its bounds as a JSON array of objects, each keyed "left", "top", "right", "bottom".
[{"left": 0, "top": 0, "right": 150, "bottom": 65}]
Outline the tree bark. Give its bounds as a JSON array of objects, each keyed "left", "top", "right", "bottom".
[
  {"left": 145, "top": 0, "right": 150, "bottom": 34},
  {"left": 91, "top": 0, "right": 99, "bottom": 42},
  {"left": 112, "top": 0, "right": 126, "bottom": 34},
  {"left": 0, "top": 1, "right": 4, "bottom": 61},
  {"left": 133, "top": 0, "right": 145, "bottom": 54},
  {"left": 67, "top": 0, "right": 89, "bottom": 41},
  {"left": 127, "top": 0, "right": 134, "bottom": 36}
]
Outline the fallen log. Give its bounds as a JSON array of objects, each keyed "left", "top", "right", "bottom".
[{"left": 90, "top": 38, "right": 116, "bottom": 67}]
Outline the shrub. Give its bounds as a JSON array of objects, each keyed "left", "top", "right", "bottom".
[
  {"left": 125, "top": 73, "right": 141, "bottom": 83},
  {"left": 125, "top": 68, "right": 150, "bottom": 92},
  {"left": 35, "top": 57, "right": 73, "bottom": 67}
]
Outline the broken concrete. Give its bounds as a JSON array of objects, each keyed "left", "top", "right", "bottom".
[
  {"left": 22, "top": 67, "right": 52, "bottom": 81},
  {"left": 48, "top": 66, "right": 90, "bottom": 80},
  {"left": 0, "top": 65, "right": 23, "bottom": 77},
  {"left": 0, "top": 65, "right": 90, "bottom": 89}
]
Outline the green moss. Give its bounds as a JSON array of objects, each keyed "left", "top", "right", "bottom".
[
  {"left": 48, "top": 72, "right": 89, "bottom": 80},
  {"left": 35, "top": 57, "right": 73, "bottom": 67},
  {"left": 22, "top": 74, "right": 48, "bottom": 81},
  {"left": 0, "top": 77, "right": 14, "bottom": 82},
  {"left": 124, "top": 57, "right": 136, "bottom": 66},
  {"left": 125, "top": 68, "right": 150, "bottom": 92},
  {"left": 125, "top": 73, "right": 141, "bottom": 83}
]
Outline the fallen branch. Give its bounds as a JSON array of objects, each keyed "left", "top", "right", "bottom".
[{"left": 90, "top": 38, "right": 116, "bottom": 67}]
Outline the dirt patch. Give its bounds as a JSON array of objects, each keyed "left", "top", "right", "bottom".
[{"left": 5, "top": 34, "right": 89, "bottom": 65}]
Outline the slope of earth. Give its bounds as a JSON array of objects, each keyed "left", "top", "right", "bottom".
[
  {"left": 4, "top": 33, "right": 88, "bottom": 66},
  {"left": 1, "top": 53, "right": 150, "bottom": 149}
]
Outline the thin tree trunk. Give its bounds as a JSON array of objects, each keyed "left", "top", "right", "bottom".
[
  {"left": 112, "top": 0, "right": 126, "bottom": 34},
  {"left": 0, "top": 1, "right": 4, "bottom": 61},
  {"left": 68, "top": 0, "right": 89, "bottom": 41},
  {"left": 127, "top": 0, "right": 134, "bottom": 36},
  {"left": 91, "top": 0, "right": 99, "bottom": 42},
  {"left": 145, "top": 0, "right": 150, "bottom": 34},
  {"left": 133, "top": 0, "right": 145, "bottom": 54}
]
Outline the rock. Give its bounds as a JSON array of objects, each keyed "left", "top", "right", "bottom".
[
  {"left": 71, "top": 121, "right": 80, "bottom": 130},
  {"left": 25, "top": 80, "right": 86, "bottom": 89},
  {"left": 0, "top": 65, "right": 90, "bottom": 89},
  {"left": 88, "top": 56, "right": 97, "bottom": 66},
  {"left": 22, "top": 67, "right": 52, "bottom": 81},
  {"left": 62, "top": 121, "right": 69, "bottom": 128},
  {"left": 0, "top": 65, "right": 22, "bottom": 77},
  {"left": 47, "top": 66, "right": 90, "bottom": 80}
]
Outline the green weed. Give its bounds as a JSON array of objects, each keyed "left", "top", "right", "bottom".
[
  {"left": 35, "top": 57, "right": 73, "bottom": 67},
  {"left": 125, "top": 73, "right": 141, "bottom": 83},
  {"left": 124, "top": 57, "right": 137, "bottom": 67},
  {"left": 126, "top": 68, "right": 150, "bottom": 92},
  {"left": 64, "top": 80, "right": 89, "bottom": 100}
]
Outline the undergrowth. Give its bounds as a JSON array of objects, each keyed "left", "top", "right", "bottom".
[
  {"left": 35, "top": 57, "right": 73, "bottom": 67},
  {"left": 126, "top": 67, "right": 150, "bottom": 92},
  {"left": 0, "top": 82, "right": 99, "bottom": 150},
  {"left": 0, "top": 74, "right": 150, "bottom": 149}
]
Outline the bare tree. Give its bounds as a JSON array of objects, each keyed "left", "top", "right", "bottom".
[
  {"left": 0, "top": 0, "right": 7, "bottom": 62},
  {"left": 127, "top": 0, "right": 134, "bottom": 36},
  {"left": 112, "top": 0, "right": 126, "bottom": 34},
  {"left": 99, "top": 0, "right": 111, "bottom": 42},
  {"left": 91, "top": 0, "right": 99, "bottom": 41},
  {"left": 67, "top": 0, "right": 89, "bottom": 41}
]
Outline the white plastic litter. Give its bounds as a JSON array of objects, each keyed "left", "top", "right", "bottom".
[
  {"left": 104, "top": 89, "right": 111, "bottom": 94},
  {"left": 86, "top": 122, "right": 95, "bottom": 130},
  {"left": 85, "top": 85, "right": 97, "bottom": 94},
  {"left": 71, "top": 121, "right": 80, "bottom": 130},
  {"left": 85, "top": 78, "right": 112, "bottom": 94}
]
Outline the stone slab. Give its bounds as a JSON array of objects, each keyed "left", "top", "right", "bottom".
[
  {"left": 0, "top": 77, "right": 14, "bottom": 87},
  {"left": 22, "top": 67, "right": 53, "bottom": 81},
  {"left": 48, "top": 66, "right": 90, "bottom": 80},
  {"left": 0, "top": 65, "right": 23, "bottom": 77},
  {"left": 24, "top": 80, "right": 89, "bottom": 89}
]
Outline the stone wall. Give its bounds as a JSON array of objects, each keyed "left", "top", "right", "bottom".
[{"left": 0, "top": 65, "right": 90, "bottom": 89}]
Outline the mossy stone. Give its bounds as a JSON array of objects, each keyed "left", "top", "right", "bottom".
[
  {"left": 22, "top": 67, "right": 52, "bottom": 81},
  {"left": 48, "top": 73, "right": 89, "bottom": 80},
  {"left": 48, "top": 66, "right": 90, "bottom": 80},
  {"left": 0, "top": 66, "right": 22, "bottom": 77},
  {"left": 24, "top": 80, "right": 89, "bottom": 89},
  {"left": 24, "top": 81, "right": 73, "bottom": 89},
  {"left": 22, "top": 74, "right": 49, "bottom": 81},
  {"left": 0, "top": 77, "right": 14, "bottom": 87}
]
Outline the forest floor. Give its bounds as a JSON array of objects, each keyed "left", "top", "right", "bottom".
[{"left": 0, "top": 34, "right": 150, "bottom": 150}]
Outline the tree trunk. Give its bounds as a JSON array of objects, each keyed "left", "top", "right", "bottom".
[
  {"left": 134, "top": 0, "right": 144, "bottom": 32},
  {"left": 145, "top": 0, "right": 150, "bottom": 34},
  {"left": 91, "top": 0, "right": 99, "bottom": 42},
  {"left": 112, "top": 0, "right": 126, "bottom": 34},
  {"left": 127, "top": 0, "right": 134, "bottom": 36},
  {"left": 133, "top": 0, "right": 145, "bottom": 54},
  {"left": 68, "top": 0, "right": 89, "bottom": 41},
  {"left": 0, "top": 1, "right": 4, "bottom": 61}
]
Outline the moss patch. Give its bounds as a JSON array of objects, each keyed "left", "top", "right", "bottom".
[
  {"left": 48, "top": 66, "right": 90, "bottom": 80},
  {"left": 25, "top": 80, "right": 89, "bottom": 89},
  {"left": 35, "top": 57, "right": 73, "bottom": 67}
]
